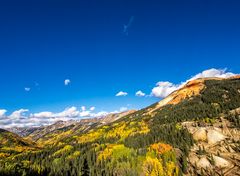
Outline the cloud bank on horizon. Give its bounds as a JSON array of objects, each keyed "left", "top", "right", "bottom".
[
  {"left": 0, "top": 68, "right": 238, "bottom": 128},
  {"left": 0, "top": 106, "right": 126, "bottom": 128}
]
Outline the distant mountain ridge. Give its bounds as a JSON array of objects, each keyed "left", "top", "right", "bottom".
[{"left": 7, "top": 110, "right": 136, "bottom": 142}]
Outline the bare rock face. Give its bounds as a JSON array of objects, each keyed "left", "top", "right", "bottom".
[
  {"left": 196, "top": 157, "right": 211, "bottom": 169},
  {"left": 189, "top": 126, "right": 227, "bottom": 144},
  {"left": 184, "top": 116, "right": 240, "bottom": 176},
  {"left": 192, "top": 128, "right": 207, "bottom": 141},
  {"left": 188, "top": 153, "right": 199, "bottom": 165},
  {"left": 207, "top": 129, "right": 227, "bottom": 144},
  {"left": 213, "top": 155, "right": 231, "bottom": 168}
]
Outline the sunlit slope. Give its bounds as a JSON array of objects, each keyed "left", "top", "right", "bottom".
[
  {"left": 25, "top": 110, "right": 136, "bottom": 146},
  {"left": 65, "top": 76, "right": 240, "bottom": 146},
  {"left": 0, "top": 129, "right": 35, "bottom": 148},
  {"left": 0, "top": 129, "right": 37, "bottom": 160}
]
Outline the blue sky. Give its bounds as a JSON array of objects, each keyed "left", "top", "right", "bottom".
[{"left": 0, "top": 0, "right": 240, "bottom": 126}]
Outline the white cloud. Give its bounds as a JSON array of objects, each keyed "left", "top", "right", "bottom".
[
  {"left": 81, "top": 106, "right": 86, "bottom": 111},
  {"left": 93, "top": 111, "right": 109, "bottom": 117},
  {"left": 151, "top": 68, "right": 237, "bottom": 98},
  {"left": 55, "top": 107, "right": 79, "bottom": 117},
  {"left": 28, "top": 107, "right": 80, "bottom": 125},
  {"left": 32, "top": 111, "right": 54, "bottom": 118},
  {"left": 0, "top": 109, "right": 7, "bottom": 117},
  {"left": 190, "top": 68, "right": 235, "bottom": 80},
  {"left": 64, "top": 79, "right": 71, "bottom": 86},
  {"left": 9, "top": 109, "right": 29, "bottom": 119},
  {"left": 79, "top": 111, "right": 91, "bottom": 117},
  {"left": 135, "top": 90, "right": 146, "bottom": 97},
  {"left": 0, "top": 106, "right": 111, "bottom": 128},
  {"left": 25, "top": 87, "right": 31, "bottom": 92},
  {"left": 90, "top": 106, "right": 95, "bottom": 111},
  {"left": 31, "top": 106, "right": 87, "bottom": 120},
  {"left": 0, "top": 105, "right": 132, "bottom": 128},
  {"left": 151, "top": 82, "right": 178, "bottom": 98},
  {"left": 116, "top": 91, "right": 128, "bottom": 96}
]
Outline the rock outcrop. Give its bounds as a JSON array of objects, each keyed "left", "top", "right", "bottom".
[
  {"left": 192, "top": 128, "right": 207, "bottom": 142},
  {"left": 184, "top": 116, "right": 240, "bottom": 176},
  {"left": 213, "top": 155, "right": 231, "bottom": 168},
  {"left": 207, "top": 129, "right": 227, "bottom": 144}
]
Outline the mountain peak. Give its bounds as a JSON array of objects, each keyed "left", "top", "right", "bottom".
[{"left": 150, "top": 75, "right": 240, "bottom": 113}]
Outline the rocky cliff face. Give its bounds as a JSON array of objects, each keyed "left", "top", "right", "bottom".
[
  {"left": 7, "top": 127, "right": 39, "bottom": 137},
  {"left": 183, "top": 109, "right": 240, "bottom": 176}
]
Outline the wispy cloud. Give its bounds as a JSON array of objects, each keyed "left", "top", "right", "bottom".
[
  {"left": 35, "top": 82, "right": 39, "bottom": 87},
  {"left": 24, "top": 87, "right": 31, "bottom": 92},
  {"left": 123, "top": 16, "right": 134, "bottom": 36}
]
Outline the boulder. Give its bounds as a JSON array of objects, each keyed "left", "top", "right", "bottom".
[
  {"left": 196, "top": 156, "right": 211, "bottom": 169},
  {"left": 193, "top": 128, "right": 207, "bottom": 141},
  {"left": 213, "top": 155, "right": 231, "bottom": 168},
  {"left": 207, "top": 129, "right": 226, "bottom": 144},
  {"left": 188, "top": 154, "right": 199, "bottom": 165}
]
